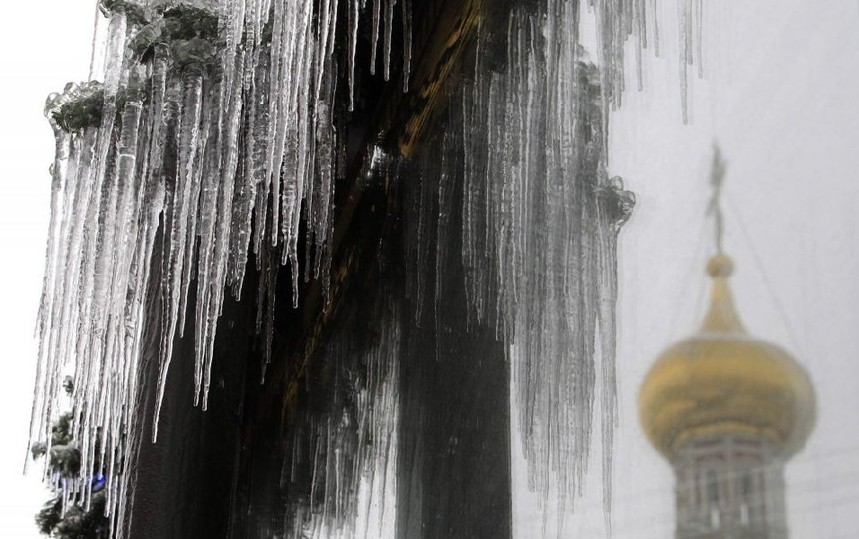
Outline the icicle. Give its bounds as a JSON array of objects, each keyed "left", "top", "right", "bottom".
[
  {"left": 178, "top": 80, "right": 213, "bottom": 337},
  {"left": 273, "top": 289, "right": 401, "bottom": 539},
  {"left": 255, "top": 246, "right": 279, "bottom": 382},
  {"left": 31, "top": 1, "right": 704, "bottom": 535},
  {"left": 370, "top": 0, "right": 381, "bottom": 75},
  {"left": 264, "top": 0, "right": 289, "bottom": 247},
  {"left": 29, "top": 91, "right": 75, "bottom": 486},
  {"left": 153, "top": 73, "right": 183, "bottom": 435},
  {"left": 32, "top": 92, "right": 71, "bottom": 419},
  {"left": 596, "top": 175, "right": 634, "bottom": 529},
  {"left": 251, "top": 48, "right": 272, "bottom": 267},
  {"left": 200, "top": 49, "right": 247, "bottom": 407},
  {"left": 405, "top": 3, "right": 639, "bottom": 531},
  {"left": 348, "top": 0, "right": 360, "bottom": 110},
  {"left": 156, "top": 71, "right": 203, "bottom": 417},
  {"left": 37, "top": 95, "right": 70, "bottom": 353},
  {"left": 588, "top": 0, "right": 703, "bottom": 120},
  {"left": 401, "top": 0, "right": 412, "bottom": 92},
  {"left": 383, "top": 0, "right": 395, "bottom": 81}
]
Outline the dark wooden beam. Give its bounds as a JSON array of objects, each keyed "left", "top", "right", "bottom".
[
  {"left": 394, "top": 0, "right": 483, "bottom": 156},
  {"left": 277, "top": 0, "right": 487, "bottom": 420}
]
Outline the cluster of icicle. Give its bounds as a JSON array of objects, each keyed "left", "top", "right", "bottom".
[
  {"left": 30, "top": 0, "right": 704, "bottom": 535},
  {"left": 30, "top": 0, "right": 411, "bottom": 531},
  {"left": 281, "top": 295, "right": 400, "bottom": 539},
  {"left": 406, "top": 0, "right": 635, "bottom": 526},
  {"left": 234, "top": 288, "right": 401, "bottom": 538},
  {"left": 451, "top": 0, "right": 701, "bottom": 523},
  {"left": 592, "top": 0, "right": 705, "bottom": 122}
]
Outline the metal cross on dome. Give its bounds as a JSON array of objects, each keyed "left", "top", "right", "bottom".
[{"left": 707, "top": 144, "right": 727, "bottom": 255}]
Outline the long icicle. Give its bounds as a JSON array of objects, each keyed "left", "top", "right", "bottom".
[{"left": 30, "top": 1, "right": 707, "bottom": 536}]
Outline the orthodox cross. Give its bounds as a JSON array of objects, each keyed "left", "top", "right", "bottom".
[{"left": 708, "top": 145, "right": 727, "bottom": 254}]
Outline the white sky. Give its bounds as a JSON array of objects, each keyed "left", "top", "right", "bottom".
[
  {"left": 611, "top": 3, "right": 859, "bottom": 538},
  {"left": 513, "top": 2, "right": 859, "bottom": 538},
  {"left": 0, "top": 2, "right": 96, "bottom": 536},
  {"left": 1, "top": 1, "right": 858, "bottom": 538}
]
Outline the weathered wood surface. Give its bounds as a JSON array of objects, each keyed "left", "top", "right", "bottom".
[
  {"left": 396, "top": 162, "right": 513, "bottom": 538},
  {"left": 276, "top": 0, "right": 488, "bottom": 423},
  {"left": 131, "top": 2, "right": 506, "bottom": 536}
]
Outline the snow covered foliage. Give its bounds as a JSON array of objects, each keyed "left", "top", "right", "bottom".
[{"left": 30, "top": 0, "right": 699, "bottom": 535}]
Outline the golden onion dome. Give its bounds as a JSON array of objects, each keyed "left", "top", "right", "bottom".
[{"left": 638, "top": 254, "right": 816, "bottom": 460}]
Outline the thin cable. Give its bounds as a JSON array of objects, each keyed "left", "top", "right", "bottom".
[
  {"left": 668, "top": 214, "right": 709, "bottom": 337},
  {"left": 725, "top": 192, "right": 808, "bottom": 359}
]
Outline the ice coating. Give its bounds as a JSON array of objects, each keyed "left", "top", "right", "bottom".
[
  {"left": 31, "top": 0, "right": 699, "bottom": 535},
  {"left": 31, "top": 0, "right": 413, "bottom": 532},
  {"left": 238, "top": 289, "right": 402, "bottom": 538},
  {"left": 405, "top": 3, "right": 635, "bottom": 524}
]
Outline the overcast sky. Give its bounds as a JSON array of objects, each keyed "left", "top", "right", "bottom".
[
  {"left": 0, "top": 2, "right": 96, "bottom": 537},
  {"left": 612, "top": 3, "right": 859, "bottom": 537},
  {"left": 513, "top": 2, "right": 859, "bottom": 537},
  {"left": 2, "top": 2, "right": 858, "bottom": 538}
]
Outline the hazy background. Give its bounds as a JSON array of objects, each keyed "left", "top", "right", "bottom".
[
  {"left": 2, "top": 1, "right": 858, "bottom": 538},
  {"left": 609, "top": 3, "right": 859, "bottom": 537},
  {"left": 0, "top": 2, "right": 96, "bottom": 537},
  {"left": 513, "top": 2, "right": 859, "bottom": 537}
]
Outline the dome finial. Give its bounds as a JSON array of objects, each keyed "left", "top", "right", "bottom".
[
  {"left": 706, "top": 253, "right": 733, "bottom": 278},
  {"left": 639, "top": 144, "right": 815, "bottom": 467},
  {"left": 701, "top": 147, "right": 744, "bottom": 333},
  {"left": 701, "top": 254, "right": 745, "bottom": 334}
]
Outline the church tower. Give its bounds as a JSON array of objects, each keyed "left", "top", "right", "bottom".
[{"left": 638, "top": 151, "right": 816, "bottom": 539}]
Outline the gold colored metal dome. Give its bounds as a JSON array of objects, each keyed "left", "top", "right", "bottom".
[{"left": 638, "top": 254, "right": 816, "bottom": 460}]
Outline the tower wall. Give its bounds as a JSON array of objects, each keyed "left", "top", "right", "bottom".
[{"left": 672, "top": 434, "right": 788, "bottom": 539}]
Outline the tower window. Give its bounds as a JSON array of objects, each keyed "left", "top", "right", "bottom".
[
  {"left": 707, "top": 470, "right": 719, "bottom": 504},
  {"left": 741, "top": 472, "right": 754, "bottom": 525},
  {"left": 706, "top": 470, "right": 721, "bottom": 528}
]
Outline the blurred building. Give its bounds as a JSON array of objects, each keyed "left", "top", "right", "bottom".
[{"left": 639, "top": 251, "right": 816, "bottom": 539}]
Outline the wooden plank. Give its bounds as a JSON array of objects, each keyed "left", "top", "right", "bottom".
[
  {"left": 394, "top": 0, "right": 484, "bottom": 156},
  {"left": 278, "top": 0, "right": 488, "bottom": 418}
]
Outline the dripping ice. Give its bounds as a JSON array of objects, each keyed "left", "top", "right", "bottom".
[
  {"left": 404, "top": 0, "right": 647, "bottom": 529},
  {"left": 30, "top": 0, "right": 415, "bottom": 532},
  {"left": 30, "top": 0, "right": 702, "bottom": 536}
]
